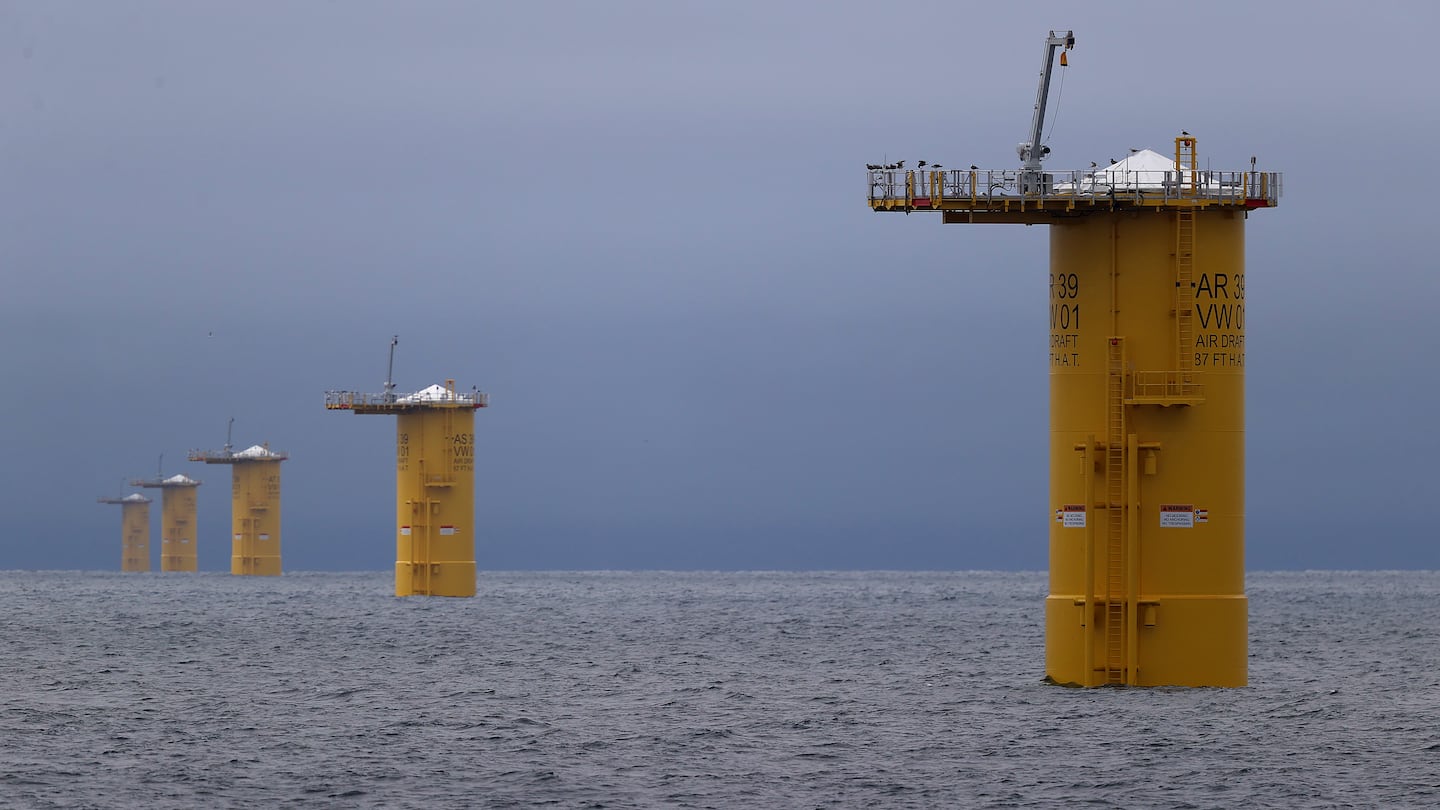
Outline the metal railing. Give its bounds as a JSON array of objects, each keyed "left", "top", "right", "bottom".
[
  {"left": 867, "top": 167, "right": 1282, "bottom": 207},
  {"left": 188, "top": 447, "right": 290, "bottom": 462},
  {"left": 325, "top": 390, "right": 489, "bottom": 409},
  {"left": 1129, "top": 371, "right": 1205, "bottom": 402}
]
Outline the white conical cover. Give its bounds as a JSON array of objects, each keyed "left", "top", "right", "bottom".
[
  {"left": 235, "top": 444, "right": 279, "bottom": 459},
  {"left": 163, "top": 474, "right": 197, "bottom": 485},
  {"left": 122, "top": 493, "right": 150, "bottom": 503},
  {"left": 1101, "top": 148, "right": 1174, "bottom": 174},
  {"left": 399, "top": 383, "right": 454, "bottom": 403},
  {"left": 1055, "top": 147, "right": 1201, "bottom": 194},
  {"left": 1090, "top": 149, "right": 1174, "bottom": 189}
]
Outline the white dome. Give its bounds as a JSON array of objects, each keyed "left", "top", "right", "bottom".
[
  {"left": 235, "top": 444, "right": 279, "bottom": 459},
  {"left": 399, "top": 383, "right": 455, "bottom": 403}
]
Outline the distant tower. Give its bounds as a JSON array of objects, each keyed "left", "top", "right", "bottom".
[
  {"left": 97, "top": 492, "right": 152, "bottom": 572},
  {"left": 325, "top": 337, "right": 488, "bottom": 597},
  {"left": 866, "top": 32, "right": 1280, "bottom": 686},
  {"left": 131, "top": 470, "right": 202, "bottom": 572},
  {"left": 190, "top": 423, "right": 289, "bottom": 576}
]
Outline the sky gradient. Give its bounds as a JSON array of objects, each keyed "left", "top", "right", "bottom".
[{"left": 3, "top": 2, "right": 1437, "bottom": 570}]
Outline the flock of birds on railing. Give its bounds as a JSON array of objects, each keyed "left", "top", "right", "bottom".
[
  {"left": 870, "top": 144, "right": 1185, "bottom": 174},
  {"left": 865, "top": 160, "right": 934, "bottom": 171},
  {"left": 869, "top": 155, "right": 1143, "bottom": 173},
  {"left": 867, "top": 160, "right": 994, "bottom": 172}
]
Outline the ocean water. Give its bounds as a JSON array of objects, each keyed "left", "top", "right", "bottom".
[{"left": 2, "top": 570, "right": 1437, "bottom": 808}]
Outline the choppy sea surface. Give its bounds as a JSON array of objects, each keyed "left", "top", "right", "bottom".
[{"left": 2, "top": 570, "right": 1437, "bottom": 808}]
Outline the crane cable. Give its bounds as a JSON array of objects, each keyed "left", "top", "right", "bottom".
[{"left": 1043, "top": 60, "right": 1068, "bottom": 149}]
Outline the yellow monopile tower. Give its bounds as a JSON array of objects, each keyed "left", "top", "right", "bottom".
[
  {"left": 97, "top": 492, "right": 152, "bottom": 572},
  {"left": 867, "top": 32, "right": 1280, "bottom": 686},
  {"left": 189, "top": 439, "right": 289, "bottom": 576},
  {"left": 131, "top": 473, "right": 202, "bottom": 572},
  {"left": 326, "top": 343, "right": 488, "bottom": 596}
]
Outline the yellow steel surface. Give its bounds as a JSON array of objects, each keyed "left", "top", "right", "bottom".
[
  {"left": 121, "top": 501, "right": 151, "bottom": 572},
  {"left": 394, "top": 407, "right": 477, "bottom": 597},
  {"left": 229, "top": 460, "right": 284, "bottom": 576},
  {"left": 1045, "top": 210, "right": 1247, "bottom": 686},
  {"left": 159, "top": 485, "right": 200, "bottom": 572}
]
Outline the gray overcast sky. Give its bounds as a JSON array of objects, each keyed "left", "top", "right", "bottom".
[{"left": 2, "top": 1, "right": 1436, "bottom": 570}]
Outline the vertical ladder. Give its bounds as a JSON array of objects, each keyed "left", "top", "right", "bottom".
[
  {"left": 1104, "top": 337, "right": 1128, "bottom": 684},
  {"left": 1175, "top": 136, "right": 1198, "bottom": 196},
  {"left": 421, "top": 498, "right": 436, "bottom": 595},
  {"left": 240, "top": 516, "right": 252, "bottom": 573},
  {"left": 1175, "top": 208, "right": 1196, "bottom": 370},
  {"left": 410, "top": 458, "right": 431, "bottom": 595},
  {"left": 409, "top": 498, "right": 433, "bottom": 595}
]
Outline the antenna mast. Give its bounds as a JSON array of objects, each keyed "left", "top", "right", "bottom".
[{"left": 225, "top": 417, "right": 235, "bottom": 455}]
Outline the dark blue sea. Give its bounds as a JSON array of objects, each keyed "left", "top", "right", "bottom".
[{"left": 2, "top": 570, "right": 1437, "bottom": 808}]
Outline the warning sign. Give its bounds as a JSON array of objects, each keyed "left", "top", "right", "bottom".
[
  {"left": 1062, "top": 504, "right": 1087, "bottom": 528},
  {"left": 1160, "top": 504, "right": 1195, "bottom": 528}
]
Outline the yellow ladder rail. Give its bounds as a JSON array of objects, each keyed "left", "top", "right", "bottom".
[
  {"left": 1175, "top": 207, "right": 1196, "bottom": 370},
  {"left": 1175, "top": 136, "right": 1198, "bottom": 196},
  {"left": 1104, "top": 337, "right": 1128, "bottom": 684}
]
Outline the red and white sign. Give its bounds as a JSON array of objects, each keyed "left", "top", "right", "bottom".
[
  {"left": 1062, "top": 504, "right": 1087, "bottom": 528},
  {"left": 399, "top": 526, "right": 412, "bottom": 536},
  {"left": 439, "top": 525, "right": 457, "bottom": 536},
  {"left": 1160, "top": 504, "right": 1195, "bottom": 528}
]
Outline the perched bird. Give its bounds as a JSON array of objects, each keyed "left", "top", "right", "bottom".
[
  {"left": 931, "top": 164, "right": 942, "bottom": 170},
  {"left": 917, "top": 160, "right": 928, "bottom": 168},
  {"left": 1109, "top": 158, "right": 1117, "bottom": 165},
  {"left": 1182, "top": 130, "right": 1191, "bottom": 136},
  {"left": 866, "top": 164, "right": 881, "bottom": 170},
  {"left": 1090, "top": 161, "right": 1098, "bottom": 168},
  {"left": 894, "top": 160, "right": 905, "bottom": 168},
  {"left": 969, "top": 164, "right": 979, "bottom": 171}
]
